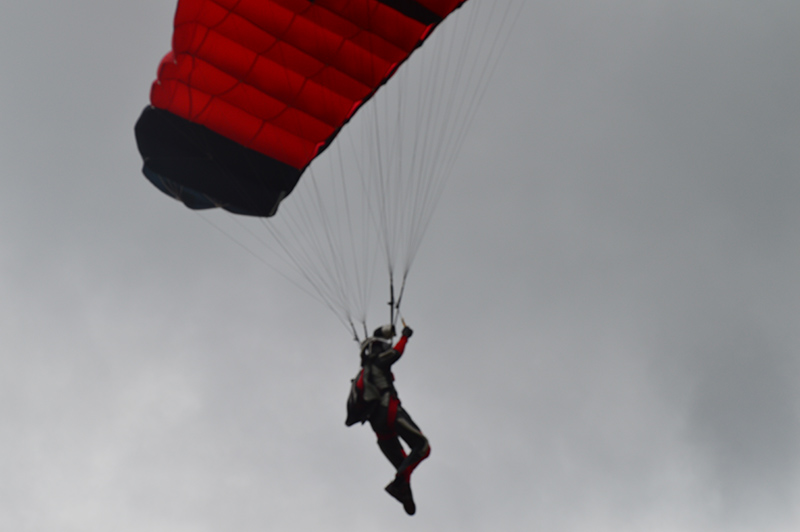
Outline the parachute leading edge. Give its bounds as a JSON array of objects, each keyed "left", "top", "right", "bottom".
[{"left": 135, "top": 0, "right": 467, "bottom": 217}]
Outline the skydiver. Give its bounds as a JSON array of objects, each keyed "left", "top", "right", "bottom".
[{"left": 346, "top": 324, "right": 430, "bottom": 515}]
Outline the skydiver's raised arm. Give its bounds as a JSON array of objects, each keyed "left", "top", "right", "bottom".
[{"left": 374, "top": 326, "right": 413, "bottom": 366}]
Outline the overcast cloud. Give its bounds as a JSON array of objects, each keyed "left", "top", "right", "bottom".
[{"left": 1, "top": 1, "right": 799, "bottom": 531}]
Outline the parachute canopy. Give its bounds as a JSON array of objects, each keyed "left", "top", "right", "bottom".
[{"left": 135, "top": 0, "right": 467, "bottom": 217}]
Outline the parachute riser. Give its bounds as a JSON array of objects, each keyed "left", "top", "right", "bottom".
[
  {"left": 388, "top": 275, "right": 408, "bottom": 332},
  {"left": 389, "top": 282, "right": 396, "bottom": 330}
]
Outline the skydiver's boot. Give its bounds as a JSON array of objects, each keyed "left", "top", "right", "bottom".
[{"left": 385, "top": 477, "right": 415, "bottom": 515}]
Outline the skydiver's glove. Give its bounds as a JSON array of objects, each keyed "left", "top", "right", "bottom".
[{"left": 402, "top": 326, "right": 413, "bottom": 338}]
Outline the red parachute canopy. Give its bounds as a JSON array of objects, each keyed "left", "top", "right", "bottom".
[{"left": 135, "top": 0, "right": 467, "bottom": 216}]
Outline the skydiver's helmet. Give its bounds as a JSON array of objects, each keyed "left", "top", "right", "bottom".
[
  {"left": 373, "top": 324, "right": 396, "bottom": 339},
  {"left": 360, "top": 324, "right": 395, "bottom": 359}
]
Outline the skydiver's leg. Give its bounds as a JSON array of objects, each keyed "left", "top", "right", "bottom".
[
  {"left": 376, "top": 433, "right": 407, "bottom": 470},
  {"left": 369, "top": 405, "right": 406, "bottom": 470},
  {"left": 392, "top": 406, "right": 430, "bottom": 482},
  {"left": 370, "top": 397, "right": 426, "bottom": 515}
]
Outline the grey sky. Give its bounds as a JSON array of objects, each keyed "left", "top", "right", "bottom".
[{"left": 1, "top": 1, "right": 799, "bottom": 531}]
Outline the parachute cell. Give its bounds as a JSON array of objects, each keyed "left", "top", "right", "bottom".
[{"left": 135, "top": 0, "right": 467, "bottom": 217}]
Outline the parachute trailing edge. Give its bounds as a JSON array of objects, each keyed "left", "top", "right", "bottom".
[
  {"left": 136, "top": 106, "right": 297, "bottom": 216},
  {"left": 135, "top": 0, "right": 467, "bottom": 217}
]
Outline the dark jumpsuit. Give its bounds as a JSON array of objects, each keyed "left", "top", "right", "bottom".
[{"left": 361, "top": 335, "right": 430, "bottom": 484}]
